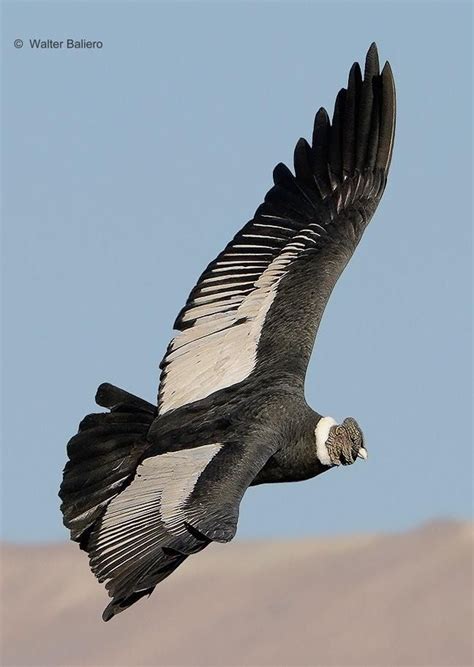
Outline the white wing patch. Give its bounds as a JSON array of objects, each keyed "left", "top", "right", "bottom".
[
  {"left": 159, "top": 244, "right": 302, "bottom": 414},
  {"left": 89, "top": 443, "right": 222, "bottom": 579}
]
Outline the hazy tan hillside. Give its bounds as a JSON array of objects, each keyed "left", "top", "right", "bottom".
[{"left": 1, "top": 520, "right": 472, "bottom": 667}]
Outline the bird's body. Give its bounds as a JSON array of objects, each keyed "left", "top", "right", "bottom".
[
  {"left": 60, "top": 44, "right": 395, "bottom": 621},
  {"left": 151, "top": 378, "right": 324, "bottom": 485}
]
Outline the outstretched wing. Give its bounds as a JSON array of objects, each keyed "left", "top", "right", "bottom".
[
  {"left": 62, "top": 382, "right": 276, "bottom": 621},
  {"left": 158, "top": 44, "right": 396, "bottom": 415},
  {"left": 82, "top": 426, "right": 272, "bottom": 620}
]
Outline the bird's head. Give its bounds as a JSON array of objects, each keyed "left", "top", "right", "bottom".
[{"left": 315, "top": 416, "right": 368, "bottom": 466}]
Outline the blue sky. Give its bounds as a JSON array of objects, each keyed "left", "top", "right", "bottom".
[{"left": 2, "top": 1, "right": 472, "bottom": 542}]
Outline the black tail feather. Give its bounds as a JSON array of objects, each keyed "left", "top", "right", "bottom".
[
  {"left": 95, "top": 382, "right": 156, "bottom": 413},
  {"left": 59, "top": 383, "right": 156, "bottom": 542}
]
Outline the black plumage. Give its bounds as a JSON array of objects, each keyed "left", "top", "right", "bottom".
[{"left": 59, "top": 44, "right": 396, "bottom": 621}]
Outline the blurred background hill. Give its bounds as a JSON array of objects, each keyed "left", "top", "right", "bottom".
[{"left": 2, "top": 520, "right": 472, "bottom": 667}]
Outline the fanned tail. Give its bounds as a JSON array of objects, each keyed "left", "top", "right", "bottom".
[{"left": 59, "top": 383, "right": 156, "bottom": 545}]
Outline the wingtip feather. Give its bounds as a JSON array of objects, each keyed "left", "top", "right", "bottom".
[
  {"left": 365, "top": 42, "right": 380, "bottom": 78},
  {"left": 348, "top": 61, "right": 362, "bottom": 86},
  {"left": 376, "top": 60, "right": 396, "bottom": 171},
  {"left": 313, "top": 107, "right": 330, "bottom": 142},
  {"left": 293, "top": 137, "right": 313, "bottom": 184},
  {"left": 307, "top": 43, "right": 395, "bottom": 198}
]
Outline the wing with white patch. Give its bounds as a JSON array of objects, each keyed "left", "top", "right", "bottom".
[
  {"left": 159, "top": 241, "right": 302, "bottom": 413},
  {"left": 157, "top": 44, "right": 395, "bottom": 415},
  {"left": 84, "top": 434, "right": 269, "bottom": 621}
]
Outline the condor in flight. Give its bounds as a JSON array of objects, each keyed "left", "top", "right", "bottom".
[{"left": 60, "top": 43, "right": 396, "bottom": 621}]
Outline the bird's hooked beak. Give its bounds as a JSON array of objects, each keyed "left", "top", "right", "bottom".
[{"left": 357, "top": 447, "right": 368, "bottom": 460}]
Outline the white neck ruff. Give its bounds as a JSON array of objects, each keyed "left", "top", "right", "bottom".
[{"left": 315, "top": 416, "right": 337, "bottom": 466}]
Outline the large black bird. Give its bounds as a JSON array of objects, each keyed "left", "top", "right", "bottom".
[{"left": 60, "top": 44, "right": 396, "bottom": 621}]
